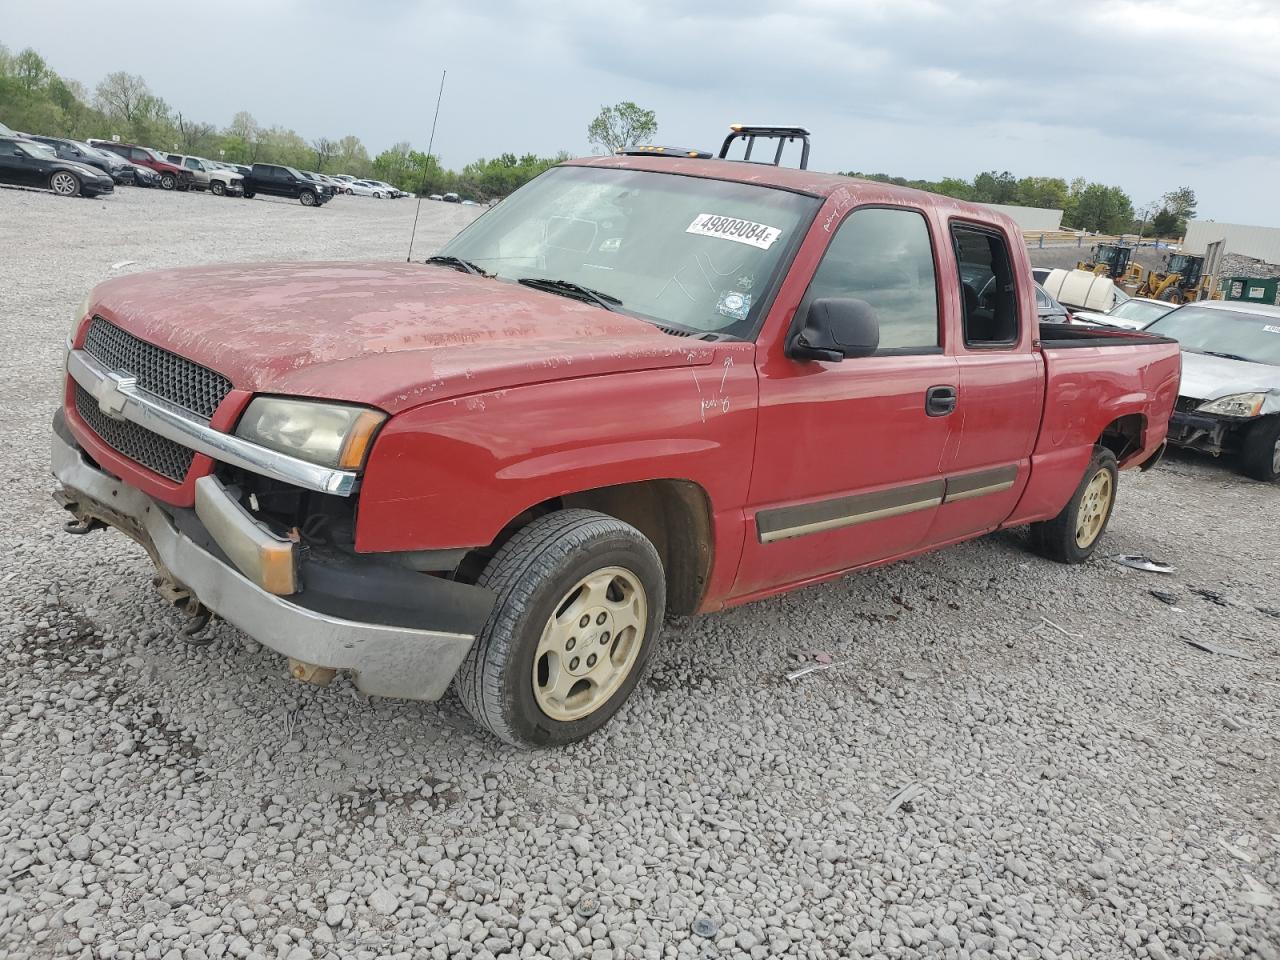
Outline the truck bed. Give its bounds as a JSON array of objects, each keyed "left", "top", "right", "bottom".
[{"left": 1038, "top": 322, "right": 1177, "bottom": 349}]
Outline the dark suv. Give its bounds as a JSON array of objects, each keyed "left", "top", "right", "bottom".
[
  {"left": 241, "top": 163, "right": 331, "bottom": 206},
  {"left": 87, "top": 140, "right": 193, "bottom": 190}
]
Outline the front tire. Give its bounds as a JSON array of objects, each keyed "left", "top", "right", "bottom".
[
  {"left": 49, "top": 171, "right": 81, "bottom": 196},
  {"left": 159, "top": 173, "right": 175, "bottom": 190},
  {"left": 1029, "top": 446, "right": 1118, "bottom": 563},
  {"left": 1240, "top": 417, "right": 1280, "bottom": 482},
  {"left": 299, "top": 190, "right": 316, "bottom": 206},
  {"left": 455, "top": 509, "right": 666, "bottom": 747},
  {"left": 210, "top": 180, "right": 225, "bottom": 196}
]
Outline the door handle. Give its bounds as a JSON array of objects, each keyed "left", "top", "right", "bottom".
[{"left": 925, "top": 385, "right": 958, "bottom": 417}]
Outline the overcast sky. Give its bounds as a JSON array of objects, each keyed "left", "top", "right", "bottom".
[{"left": 7, "top": 0, "right": 1279, "bottom": 223}]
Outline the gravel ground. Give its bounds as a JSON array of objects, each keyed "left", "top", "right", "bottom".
[{"left": 1, "top": 185, "right": 1277, "bottom": 960}]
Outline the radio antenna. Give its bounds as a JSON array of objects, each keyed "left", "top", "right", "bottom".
[{"left": 406, "top": 69, "right": 447, "bottom": 263}]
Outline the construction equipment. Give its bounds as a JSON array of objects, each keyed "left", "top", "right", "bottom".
[
  {"left": 1077, "top": 243, "right": 1133, "bottom": 280},
  {"left": 1135, "top": 253, "right": 1210, "bottom": 304}
]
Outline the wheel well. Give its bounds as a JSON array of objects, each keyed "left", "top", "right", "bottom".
[
  {"left": 1099, "top": 413, "right": 1145, "bottom": 465},
  {"left": 469, "top": 480, "right": 714, "bottom": 616}
]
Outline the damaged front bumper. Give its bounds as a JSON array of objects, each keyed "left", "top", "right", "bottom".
[
  {"left": 51, "top": 414, "right": 493, "bottom": 700},
  {"left": 1167, "top": 410, "right": 1247, "bottom": 458}
]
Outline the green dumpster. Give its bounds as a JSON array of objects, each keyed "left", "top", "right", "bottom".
[{"left": 1221, "top": 276, "right": 1280, "bottom": 305}]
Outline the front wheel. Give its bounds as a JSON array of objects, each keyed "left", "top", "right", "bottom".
[
  {"left": 210, "top": 180, "right": 225, "bottom": 196},
  {"left": 299, "top": 190, "right": 316, "bottom": 206},
  {"left": 49, "top": 171, "right": 81, "bottom": 196},
  {"left": 455, "top": 509, "right": 666, "bottom": 747},
  {"left": 242, "top": 190, "right": 255, "bottom": 199},
  {"left": 1240, "top": 417, "right": 1280, "bottom": 482},
  {"left": 1029, "top": 446, "right": 1118, "bottom": 563},
  {"left": 159, "top": 173, "right": 175, "bottom": 190}
]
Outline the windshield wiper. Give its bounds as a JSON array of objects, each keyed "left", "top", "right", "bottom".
[
  {"left": 422, "top": 255, "right": 491, "bottom": 277},
  {"left": 517, "top": 277, "right": 621, "bottom": 312},
  {"left": 1201, "top": 350, "right": 1251, "bottom": 362}
]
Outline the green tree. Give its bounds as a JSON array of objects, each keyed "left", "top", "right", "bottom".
[
  {"left": 586, "top": 101, "right": 657, "bottom": 154},
  {"left": 1151, "top": 207, "right": 1179, "bottom": 237},
  {"left": 1015, "top": 176, "right": 1068, "bottom": 210},
  {"left": 972, "top": 170, "right": 1018, "bottom": 204},
  {"left": 1161, "top": 186, "right": 1197, "bottom": 234},
  {"left": 1065, "top": 183, "right": 1134, "bottom": 234}
]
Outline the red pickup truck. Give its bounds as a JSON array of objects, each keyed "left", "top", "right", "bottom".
[{"left": 53, "top": 129, "right": 1181, "bottom": 746}]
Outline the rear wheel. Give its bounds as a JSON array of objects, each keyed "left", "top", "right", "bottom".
[
  {"left": 1240, "top": 417, "right": 1280, "bottom": 482},
  {"left": 49, "top": 171, "right": 81, "bottom": 196},
  {"left": 455, "top": 509, "right": 666, "bottom": 747},
  {"left": 159, "top": 172, "right": 175, "bottom": 190},
  {"left": 1029, "top": 446, "right": 1118, "bottom": 563},
  {"left": 299, "top": 190, "right": 316, "bottom": 206}
]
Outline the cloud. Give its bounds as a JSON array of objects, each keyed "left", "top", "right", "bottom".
[{"left": 3, "top": 0, "right": 1278, "bottom": 221}]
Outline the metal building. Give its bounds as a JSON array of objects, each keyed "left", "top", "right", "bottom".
[
  {"left": 1183, "top": 221, "right": 1280, "bottom": 264},
  {"left": 978, "top": 203, "right": 1064, "bottom": 232}
]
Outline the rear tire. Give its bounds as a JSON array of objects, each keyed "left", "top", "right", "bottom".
[
  {"left": 1029, "top": 446, "right": 1118, "bottom": 564},
  {"left": 455, "top": 509, "right": 666, "bottom": 748},
  {"left": 49, "top": 171, "right": 81, "bottom": 197},
  {"left": 1240, "top": 417, "right": 1280, "bottom": 482}
]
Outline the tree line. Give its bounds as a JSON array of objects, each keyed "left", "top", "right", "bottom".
[
  {"left": 843, "top": 169, "right": 1197, "bottom": 238},
  {"left": 0, "top": 44, "right": 565, "bottom": 199},
  {"left": 3, "top": 42, "right": 1198, "bottom": 224}
]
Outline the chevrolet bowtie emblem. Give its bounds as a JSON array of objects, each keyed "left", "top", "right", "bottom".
[{"left": 92, "top": 372, "right": 136, "bottom": 421}]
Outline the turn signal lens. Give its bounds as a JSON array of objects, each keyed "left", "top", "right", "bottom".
[{"left": 338, "top": 409, "right": 387, "bottom": 469}]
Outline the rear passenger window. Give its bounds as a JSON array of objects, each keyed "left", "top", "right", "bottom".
[
  {"left": 953, "top": 225, "right": 1020, "bottom": 346},
  {"left": 801, "top": 207, "right": 940, "bottom": 351}
]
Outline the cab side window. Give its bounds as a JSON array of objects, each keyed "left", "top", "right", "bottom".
[
  {"left": 953, "top": 225, "right": 1020, "bottom": 346},
  {"left": 800, "top": 207, "right": 940, "bottom": 352}
]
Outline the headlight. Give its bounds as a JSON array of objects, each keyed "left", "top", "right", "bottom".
[
  {"left": 1196, "top": 393, "right": 1266, "bottom": 418},
  {"left": 235, "top": 397, "right": 386, "bottom": 469}
]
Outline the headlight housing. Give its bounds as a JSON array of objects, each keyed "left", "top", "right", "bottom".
[
  {"left": 235, "top": 397, "right": 386, "bottom": 469},
  {"left": 1196, "top": 393, "right": 1266, "bottom": 418}
]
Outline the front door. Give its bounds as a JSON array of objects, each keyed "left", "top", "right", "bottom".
[
  {"left": 733, "top": 204, "right": 960, "bottom": 599},
  {"left": 0, "top": 141, "right": 38, "bottom": 186}
]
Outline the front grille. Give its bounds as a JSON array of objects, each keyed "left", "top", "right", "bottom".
[
  {"left": 83, "top": 317, "right": 231, "bottom": 419},
  {"left": 73, "top": 384, "right": 194, "bottom": 482}
]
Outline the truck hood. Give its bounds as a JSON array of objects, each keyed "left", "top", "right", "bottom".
[
  {"left": 87, "top": 261, "right": 716, "bottom": 412},
  {"left": 1180, "top": 349, "right": 1280, "bottom": 411}
]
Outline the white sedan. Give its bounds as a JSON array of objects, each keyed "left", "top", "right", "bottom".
[{"left": 346, "top": 180, "right": 390, "bottom": 198}]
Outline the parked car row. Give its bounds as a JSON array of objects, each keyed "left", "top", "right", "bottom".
[{"left": 2, "top": 119, "right": 409, "bottom": 207}]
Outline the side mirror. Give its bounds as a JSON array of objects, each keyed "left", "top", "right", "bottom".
[{"left": 787, "top": 298, "right": 880, "bottom": 362}]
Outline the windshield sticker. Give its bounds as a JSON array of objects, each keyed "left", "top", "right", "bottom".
[
  {"left": 1264, "top": 325, "right": 1280, "bottom": 334},
  {"left": 687, "top": 214, "right": 782, "bottom": 250},
  {"left": 716, "top": 290, "right": 752, "bottom": 321}
]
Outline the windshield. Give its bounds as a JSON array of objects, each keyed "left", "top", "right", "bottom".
[
  {"left": 1145, "top": 306, "right": 1280, "bottom": 365},
  {"left": 1110, "top": 299, "right": 1171, "bottom": 326},
  {"left": 440, "top": 165, "right": 819, "bottom": 337}
]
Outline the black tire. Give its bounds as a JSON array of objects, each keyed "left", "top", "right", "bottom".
[
  {"left": 1158, "top": 285, "right": 1184, "bottom": 304},
  {"left": 299, "top": 190, "right": 316, "bottom": 207},
  {"left": 49, "top": 171, "right": 81, "bottom": 197},
  {"left": 159, "top": 173, "right": 175, "bottom": 190},
  {"left": 210, "top": 180, "right": 225, "bottom": 196},
  {"left": 455, "top": 509, "right": 667, "bottom": 747},
  {"left": 242, "top": 190, "right": 255, "bottom": 199},
  {"left": 1029, "top": 446, "right": 1118, "bottom": 564},
  {"left": 1240, "top": 416, "right": 1280, "bottom": 482}
]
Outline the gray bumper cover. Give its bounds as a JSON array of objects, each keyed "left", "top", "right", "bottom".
[{"left": 51, "top": 431, "right": 478, "bottom": 701}]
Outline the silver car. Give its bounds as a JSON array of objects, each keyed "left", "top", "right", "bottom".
[{"left": 1148, "top": 301, "right": 1280, "bottom": 480}]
